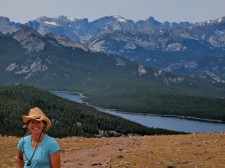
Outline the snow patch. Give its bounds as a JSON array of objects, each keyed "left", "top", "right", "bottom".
[
  {"left": 113, "top": 15, "right": 126, "bottom": 22},
  {"left": 218, "top": 18, "right": 223, "bottom": 23},
  {"left": 67, "top": 16, "right": 77, "bottom": 22},
  {"left": 44, "top": 21, "right": 59, "bottom": 26}
]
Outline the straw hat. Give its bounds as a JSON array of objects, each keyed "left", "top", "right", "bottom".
[{"left": 22, "top": 107, "right": 52, "bottom": 131}]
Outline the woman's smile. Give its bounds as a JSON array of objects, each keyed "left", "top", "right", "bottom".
[{"left": 28, "top": 120, "right": 44, "bottom": 133}]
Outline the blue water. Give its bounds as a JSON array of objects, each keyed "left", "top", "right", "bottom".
[
  {"left": 53, "top": 91, "right": 83, "bottom": 103},
  {"left": 52, "top": 91, "right": 225, "bottom": 133}
]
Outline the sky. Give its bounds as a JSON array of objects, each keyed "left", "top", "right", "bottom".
[{"left": 0, "top": 0, "right": 225, "bottom": 24}]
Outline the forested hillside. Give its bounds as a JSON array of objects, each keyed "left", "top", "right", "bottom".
[
  {"left": 88, "top": 87, "right": 225, "bottom": 121},
  {"left": 0, "top": 84, "right": 179, "bottom": 137}
]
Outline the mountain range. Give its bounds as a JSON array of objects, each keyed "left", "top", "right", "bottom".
[
  {"left": 1, "top": 15, "right": 225, "bottom": 120},
  {"left": 1, "top": 15, "right": 225, "bottom": 83}
]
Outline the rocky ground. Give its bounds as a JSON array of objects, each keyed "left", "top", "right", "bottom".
[{"left": 1, "top": 133, "right": 225, "bottom": 168}]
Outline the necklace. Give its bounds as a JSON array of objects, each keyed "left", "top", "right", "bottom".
[{"left": 23, "top": 131, "right": 43, "bottom": 166}]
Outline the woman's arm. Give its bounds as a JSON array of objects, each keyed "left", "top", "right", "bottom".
[
  {"left": 17, "top": 150, "right": 24, "bottom": 168},
  {"left": 50, "top": 151, "right": 61, "bottom": 168}
]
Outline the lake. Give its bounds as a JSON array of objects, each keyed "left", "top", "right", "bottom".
[{"left": 52, "top": 91, "right": 225, "bottom": 133}]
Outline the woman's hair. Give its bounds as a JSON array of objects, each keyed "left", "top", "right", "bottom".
[{"left": 42, "top": 120, "right": 47, "bottom": 127}]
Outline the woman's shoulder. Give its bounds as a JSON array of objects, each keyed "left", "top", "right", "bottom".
[
  {"left": 17, "top": 134, "right": 31, "bottom": 149},
  {"left": 19, "top": 134, "right": 31, "bottom": 141},
  {"left": 42, "top": 134, "right": 61, "bottom": 152},
  {"left": 44, "top": 134, "right": 55, "bottom": 140},
  {"left": 44, "top": 134, "right": 59, "bottom": 144}
]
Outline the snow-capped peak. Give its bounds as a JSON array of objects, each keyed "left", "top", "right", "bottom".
[
  {"left": 216, "top": 17, "right": 225, "bottom": 23},
  {"left": 66, "top": 16, "right": 77, "bottom": 22},
  {"left": 197, "top": 17, "right": 225, "bottom": 26},
  {"left": 113, "top": 15, "right": 127, "bottom": 22},
  {"left": 218, "top": 18, "right": 223, "bottom": 22},
  {"left": 56, "top": 15, "right": 76, "bottom": 21}
]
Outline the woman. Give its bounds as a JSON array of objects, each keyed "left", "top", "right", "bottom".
[{"left": 17, "top": 107, "right": 61, "bottom": 168}]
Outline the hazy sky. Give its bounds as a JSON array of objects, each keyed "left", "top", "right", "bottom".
[{"left": 1, "top": 0, "right": 225, "bottom": 23}]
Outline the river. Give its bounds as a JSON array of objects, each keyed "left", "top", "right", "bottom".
[{"left": 52, "top": 91, "right": 225, "bottom": 133}]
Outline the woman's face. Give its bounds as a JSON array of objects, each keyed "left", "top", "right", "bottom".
[{"left": 27, "top": 119, "right": 44, "bottom": 135}]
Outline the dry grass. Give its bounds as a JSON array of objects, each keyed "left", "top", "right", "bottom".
[{"left": 1, "top": 133, "right": 225, "bottom": 168}]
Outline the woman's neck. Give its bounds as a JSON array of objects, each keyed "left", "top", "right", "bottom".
[{"left": 32, "top": 132, "right": 44, "bottom": 143}]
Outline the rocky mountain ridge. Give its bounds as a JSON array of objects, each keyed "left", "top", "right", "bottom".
[
  {"left": 2, "top": 15, "right": 224, "bottom": 47},
  {"left": 1, "top": 15, "right": 225, "bottom": 83},
  {"left": 0, "top": 25, "right": 190, "bottom": 94},
  {"left": 0, "top": 26, "right": 183, "bottom": 84},
  {"left": 0, "top": 17, "right": 20, "bottom": 34}
]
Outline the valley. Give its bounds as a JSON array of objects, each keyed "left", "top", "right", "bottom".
[
  {"left": 1, "top": 4, "right": 225, "bottom": 168},
  {"left": 1, "top": 15, "right": 225, "bottom": 138},
  {"left": 1, "top": 27, "right": 225, "bottom": 122},
  {"left": 53, "top": 90, "right": 225, "bottom": 133}
]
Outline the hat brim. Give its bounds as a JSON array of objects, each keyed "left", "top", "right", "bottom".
[{"left": 22, "top": 115, "right": 51, "bottom": 131}]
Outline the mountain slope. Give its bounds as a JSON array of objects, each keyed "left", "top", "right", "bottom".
[
  {"left": 1, "top": 27, "right": 225, "bottom": 121},
  {"left": 86, "top": 25, "right": 225, "bottom": 83}
]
